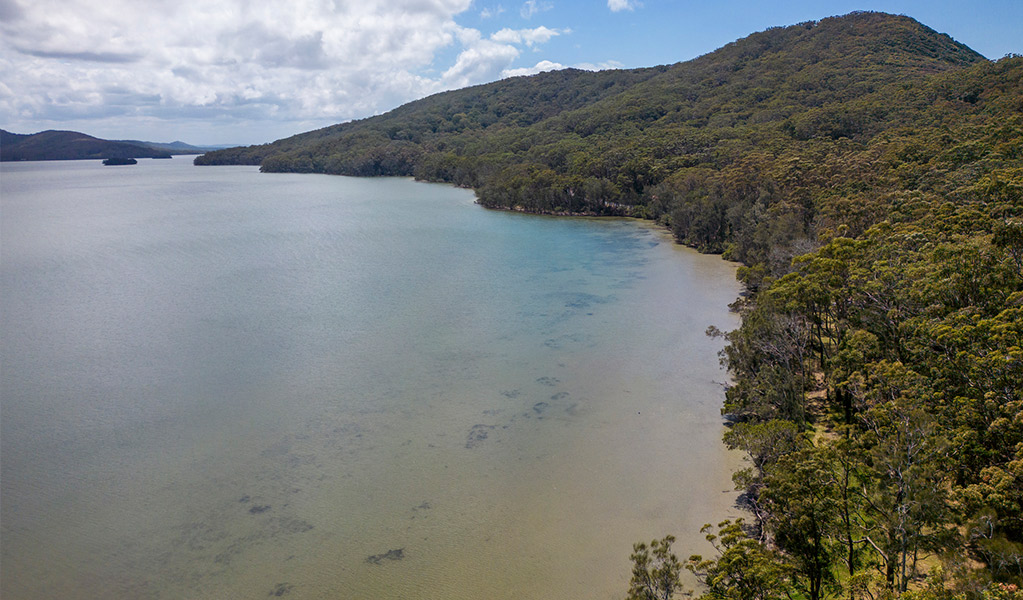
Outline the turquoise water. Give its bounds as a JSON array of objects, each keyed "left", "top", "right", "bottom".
[{"left": 1, "top": 157, "right": 742, "bottom": 599}]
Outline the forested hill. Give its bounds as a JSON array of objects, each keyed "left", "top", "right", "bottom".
[
  {"left": 193, "top": 64, "right": 669, "bottom": 169},
  {"left": 192, "top": 10, "right": 1014, "bottom": 278},
  {"left": 194, "top": 11, "right": 984, "bottom": 188},
  {"left": 0, "top": 129, "right": 174, "bottom": 161}
]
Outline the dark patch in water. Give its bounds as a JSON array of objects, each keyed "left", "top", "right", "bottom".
[
  {"left": 550, "top": 391, "right": 569, "bottom": 401},
  {"left": 249, "top": 505, "right": 271, "bottom": 514},
  {"left": 544, "top": 333, "right": 590, "bottom": 349},
  {"left": 562, "top": 292, "right": 616, "bottom": 309},
  {"left": 261, "top": 437, "right": 293, "bottom": 458},
  {"left": 532, "top": 402, "right": 549, "bottom": 414},
  {"left": 269, "top": 583, "right": 293, "bottom": 597},
  {"left": 239, "top": 495, "right": 250, "bottom": 503},
  {"left": 177, "top": 520, "right": 227, "bottom": 552},
  {"left": 366, "top": 548, "right": 405, "bottom": 564},
  {"left": 536, "top": 376, "right": 559, "bottom": 387},
  {"left": 466, "top": 424, "right": 495, "bottom": 449},
  {"left": 500, "top": 389, "right": 521, "bottom": 399},
  {"left": 276, "top": 517, "right": 314, "bottom": 534}
]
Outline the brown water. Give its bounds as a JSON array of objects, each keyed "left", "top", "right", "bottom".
[{"left": 1, "top": 157, "right": 742, "bottom": 599}]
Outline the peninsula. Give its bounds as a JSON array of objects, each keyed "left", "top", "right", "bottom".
[{"left": 200, "top": 11, "right": 1023, "bottom": 598}]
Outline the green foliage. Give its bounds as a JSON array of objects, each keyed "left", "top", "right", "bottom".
[
  {"left": 687, "top": 520, "right": 793, "bottom": 600},
  {"left": 628, "top": 536, "right": 686, "bottom": 600},
  {"left": 722, "top": 420, "right": 803, "bottom": 526},
  {"left": 701, "top": 59, "right": 1023, "bottom": 596},
  {"left": 762, "top": 446, "right": 844, "bottom": 600},
  {"left": 657, "top": 29, "right": 1021, "bottom": 600}
]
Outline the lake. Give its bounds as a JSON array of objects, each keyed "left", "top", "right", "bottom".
[{"left": 1, "top": 156, "right": 742, "bottom": 599}]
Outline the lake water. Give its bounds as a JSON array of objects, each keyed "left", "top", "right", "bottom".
[{"left": 1, "top": 156, "right": 742, "bottom": 600}]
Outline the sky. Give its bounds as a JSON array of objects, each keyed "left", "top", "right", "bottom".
[{"left": 1, "top": 0, "right": 1020, "bottom": 146}]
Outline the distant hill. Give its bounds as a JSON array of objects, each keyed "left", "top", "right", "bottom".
[
  {"left": 0, "top": 129, "right": 173, "bottom": 161},
  {"left": 117, "top": 139, "right": 216, "bottom": 154}
]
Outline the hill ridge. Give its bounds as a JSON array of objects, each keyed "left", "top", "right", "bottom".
[
  {"left": 0, "top": 129, "right": 174, "bottom": 161},
  {"left": 194, "top": 11, "right": 984, "bottom": 175}
]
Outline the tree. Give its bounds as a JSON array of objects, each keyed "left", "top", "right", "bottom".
[
  {"left": 762, "top": 445, "right": 843, "bottom": 600},
  {"left": 854, "top": 388, "right": 954, "bottom": 594},
  {"left": 958, "top": 446, "right": 1023, "bottom": 584},
  {"left": 629, "top": 536, "right": 685, "bottom": 600},
  {"left": 686, "top": 520, "right": 794, "bottom": 600},
  {"left": 723, "top": 420, "right": 802, "bottom": 532}
]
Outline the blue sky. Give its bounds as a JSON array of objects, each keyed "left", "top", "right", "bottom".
[
  {"left": 466, "top": 1, "right": 1022, "bottom": 68},
  {"left": 1, "top": 0, "right": 1019, "bottom": 146}
]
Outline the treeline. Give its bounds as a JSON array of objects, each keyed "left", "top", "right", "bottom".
[
  {"left": 627, "top": 51, "right": 1023, "bottom": 600},
  {"left": 194, "top": 12, "right": 1023, "bottom": 597},
  {"left": 668, "top": 63, "right": 1023, "bottom": 600}
]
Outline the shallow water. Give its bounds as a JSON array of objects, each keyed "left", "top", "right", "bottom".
[{"left": 1, "top": 157, "right": 742, "bottom": 599}]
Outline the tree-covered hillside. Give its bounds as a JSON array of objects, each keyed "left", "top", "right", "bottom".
[
  {"left": 193, "top": 65, "right": 667, "bottom": 170},
  {"left": 201, "top": 11, "right": 1023, "bottom": 598},
  {"left": 0, "top": 129, "right": 173, "bottom": 161},
  {"left": 196, "top": 11, "right": 983, "bottom": 209}
]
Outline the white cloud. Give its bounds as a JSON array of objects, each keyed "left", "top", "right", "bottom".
[
  {"left": 575, "top": 60, "right": 625, "bottom": 71},
  {"left": 440, "top": 22, "right": 567, "bottom": 88},
  {"left": 0, "top": 0, "right": 574, "bottom": 144},
  {"left": 442, "top": 39, "right": 521, "bottom": 88},
  {"left": 607, "top": 0, "right": 637, "bottom": 12},
  {"left": 491, "top": 26, "right": 565, "bottom": 47},
  {"left": 520, "top": 0, "right": 552, "bottom": 19},
  {"left": 480, "top": 4, "right": 505, "bottom": 19},
  {"left": 502, "top": 59, "right": 566, "bottom": 78}
]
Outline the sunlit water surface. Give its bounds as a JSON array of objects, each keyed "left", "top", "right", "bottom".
[{"left": 1, "top": 157, "right": 742, "bottom": 599}]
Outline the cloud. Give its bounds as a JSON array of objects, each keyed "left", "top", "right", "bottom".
[
  {"left": 575, "top": 60, "right": 625, "bottom": 71},
  {"left": 218, "top": 25, "right": 328, "bottom": 70},
  {"left": 14, "top": 48, "right": 139, "bottom": 63},
  {"left": 441, "top": 24, "right": 567, "bottom": 88},
  {"left": 0, "top": 0, "right": 25, "bottom": 22},
  {"left": 0, "top": 1, "right": 464, "bottom": 139},
  {"left": 480, "top": 4, "right": 504, "bottom": 19},
  {"left": 0, "top": 0, "right": 572, "bottom": 144},
  {"left": 520, "top": 0, "right": 552, "bottom": 19},
  {"left": 491, "top": 26, "right": 566, "bottom": 47},
  {"left": 442, "top": 39, "right": 521, "bottom": 88},
  {"left": 607, "top": 0, "right": 638, "bottom": 12},
  {"left": 502, "top": 59, "right": 565, "bottom": 78}
]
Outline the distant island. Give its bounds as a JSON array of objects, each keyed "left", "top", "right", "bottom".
[
  {"left": 102, "top": 157, "right": 138, "bottom": 166},
  {"left": 0, "top": 129, "right": 215, "bottom": 162}
]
